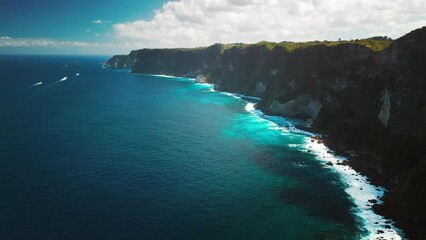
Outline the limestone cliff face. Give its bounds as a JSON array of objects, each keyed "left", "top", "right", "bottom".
[
  {"left": 108, "top": 27, "right": 426, "bottom": 239},
  {"left": 118, "top": 44, "right": 223, "bottom": 78},
  {"left": 208, "top": 45, "right": 284, "bottom": 97},
  {"left": 104, "top": 50, "right": 138, "bottom": 69},
  {"left": 260, "top": 28, "right": 426, "bottom": 239}
]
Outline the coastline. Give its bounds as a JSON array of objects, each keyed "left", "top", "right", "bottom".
[
  {"left": 244, "top": 97, "right": 404, "bottom": 240},
  {"left": 304, "top": 139, "right": 404, "bottom": 240},
  {"left": 146, "top": 73, "right": 404, "bottom": 239}
]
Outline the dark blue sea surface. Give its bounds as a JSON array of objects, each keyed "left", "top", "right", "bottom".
[{"left": 0, "top": 55, "right": 362, "bottom": 239}]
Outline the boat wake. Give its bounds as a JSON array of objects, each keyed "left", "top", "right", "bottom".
[{"left": 31, "top": 82, "right": 43, "bottom": 87}]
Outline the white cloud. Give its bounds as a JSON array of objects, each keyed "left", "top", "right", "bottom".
[
  {"left": 113, "top": 0, "right": 426, "bottom": 48},
  {"left": 0, "top": 36, "right": 142, "bottom": 55},
  {"left": 0, "top": 36, "right": 100, "bottom": 48},
  {"left": 0, "top": 36, "right": 143, "bottom": 52},
  {"left": 93, "top": 19, "right": 111, "bottom": 24}
]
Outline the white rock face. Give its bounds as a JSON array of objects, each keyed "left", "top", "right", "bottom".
[
  {"left": 195, "top": 74, "right": 206, "bottom": 83},
  {"left": 378, "top": 89, "right": 391, "bottom": 127},
  {"left": 269, "top": 94, "right": 322, "bottom": 119}
]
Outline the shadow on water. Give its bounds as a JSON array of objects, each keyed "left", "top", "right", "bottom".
[{"left": 252, "top": 145, "right": 357, "bottom": 227}]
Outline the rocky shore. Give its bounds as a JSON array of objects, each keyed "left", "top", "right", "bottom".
[{"left": 106, "top": 26, "right": 426, "bottom": 239}]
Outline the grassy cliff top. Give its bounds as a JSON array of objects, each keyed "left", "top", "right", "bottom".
[
  {"left": 239, "top": 37, "right": 392, "bottom": 52},
  {"left": 135, "top": 37, "right": 392, "bottom": 54}
]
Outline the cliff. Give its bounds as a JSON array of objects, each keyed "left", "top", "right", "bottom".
[
  {"left": 104, "top": 50, "right": 138, "bottom": 69},
  {"left": 107, "top": 27, "right": 426, "bottom": 239},
  {"left": 105, "top": 44, "right": 227, "bottom": 79}
]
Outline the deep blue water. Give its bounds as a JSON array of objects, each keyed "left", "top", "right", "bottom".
[{"left": 0, "top": 55, "right": 362, "bottom": 239}]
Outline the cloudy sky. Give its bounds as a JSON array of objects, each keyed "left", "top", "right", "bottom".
[{"left": 1, "top": 0, "right": 425, "bottom": 55}]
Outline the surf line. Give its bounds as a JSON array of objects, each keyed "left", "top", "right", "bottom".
[
  {"left": 192, "top": 80, "right": 404, "bottom": 240},
  {"left": 139, "top": 72, "right": 404, "bottom": 239}
]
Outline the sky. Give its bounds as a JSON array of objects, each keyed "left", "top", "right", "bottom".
[{"left": 1, "top": 0, "right": 425, "bottom": 55}]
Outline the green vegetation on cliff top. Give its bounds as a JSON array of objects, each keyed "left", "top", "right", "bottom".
[
  {"left": 242, "top": 37, "right": 392, "bottom": 52},
  {"left": 140, "top": 37, "right": 392, "bottom": 53}
]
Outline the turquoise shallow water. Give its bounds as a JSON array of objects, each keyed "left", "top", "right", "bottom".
[{"left": 0, "top": 55, "right": 361, "bottom": 239}]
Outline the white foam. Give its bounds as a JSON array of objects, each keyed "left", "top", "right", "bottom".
[
  {"left": 255, "top": 110, "right": 314, "bottom": 136},
  {"left": 197, "top": 83, "right": 214, "bottom": 88},
  {"left": 245, "top": 102, "right": 255, "bottom": 112},
  {"left": 31, "top": 82, "right": 42, "bottom": 87},
  {"left": 234, "top": 93, "right": 262, "bottom": 102},
  {"left": 76, "top": 73, "right": 80, "bottom": 76},
  {"left": 203, "top": 88, "right": 217, "bottom": 93},
  {"left": 191, "top": 81, "right": 216, "bottom": 93},
  {"left": 221, "top": 92, "right": 242, "bottom": 100},
  {"left": 213, "top": 91, "right": 313, "bottom": 136},
  {"left": 59, "top": 76, "right": 67, "bottom": 82},
  {"left": 149, "top": 74, "right": 179, "bottom": 79},
  {"left": 305, "top": 139, "right": 404, "bottom": 240}
]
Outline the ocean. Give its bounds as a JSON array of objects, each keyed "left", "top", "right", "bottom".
[{"left": 0, "top": 55, "right": 401, "bottom": 239}]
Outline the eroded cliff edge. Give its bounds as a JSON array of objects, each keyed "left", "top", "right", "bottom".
[{"left": 106, "top": 27, "right": 426, "bottom": 239}]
